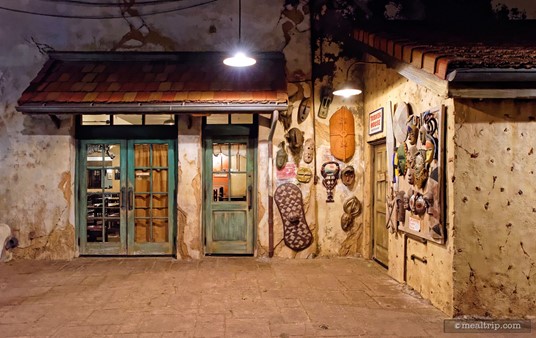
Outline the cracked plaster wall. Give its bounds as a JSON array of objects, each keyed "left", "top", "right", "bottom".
[
  {"left": 362, "top": 56, "right": 455, "bottom": 315},
  {"left": 313, "top": 55, "right": 366, "bottom": 258},
  {"left": 452, "top": 99, "right": 536, "bottom": 318},
  {"left": 0, "top": 1, "right": 324, "bottom": 259}
]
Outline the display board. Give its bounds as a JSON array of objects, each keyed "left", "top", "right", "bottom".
[{"left": 394, "top": 105, "right": 446, "bottom": 244}]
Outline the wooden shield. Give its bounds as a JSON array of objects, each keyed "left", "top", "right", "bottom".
[{"left": 329, "top": 107, "right": 355, "bottom": 162}]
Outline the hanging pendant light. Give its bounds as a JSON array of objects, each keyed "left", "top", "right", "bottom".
[
  {"left": 163, "top": 114, "right": 175, "bottom": 125},
  {"left": 223, "top": 0, "right": 256, "bottom": 67},
  {"left": 333, "top": 61, "right": 362, "bottom": 98},
  {"left": 333, "top": 60, "right": 384, "bottom": 98}
]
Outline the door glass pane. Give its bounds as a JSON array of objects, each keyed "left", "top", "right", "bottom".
[
  {"left": 85, "top": 143, "right": 120, "bottom": 243},
  {"left": 114, "top": 115, "right": 143, "bottom": 125},
  {"left": 230, "top": 173, "right": 247, "bottom": 201},
  {"left": 135, "top": 144, "right": 151, "bottom": 167},
  {"left": 135, "top": 194, "right": 151, "bottom": 217},
  {"left": 152, "top": 170, "right": 168, "bottom": 192},
  {"left": 212, "top": 174, "right": 229, "bottom": 201},
  {"left": 146, "top": 114, "right": 175, "bottom": 125},
  {"left": 152, "top": 219, "right": 168, "bottom": 242},
  {"left": 135, "top": 219, "right": 150, "bottom": 243},
  {"left": 152, "top": 195, "right": 168, "bottom": 217},
  {"left": 135, "top": 169, "right": 151, "bottom": 192},
  {"left": 206, "top": 114, "right": 229, "bottom": 124},
  {"left": 230, "top": 143, "right": 247, "bottom": 172},
  {"left": 212, "top": 143, "right": 229, "bottom": 172},
  {"left": 153, "top": 144, "right": 168, "bottom": 167},
  {"left": 231, "top": 114, "right": 253, "bottom": 124},
  {"left": 82, "top": 115, "right": 110, "bottom": 125}
]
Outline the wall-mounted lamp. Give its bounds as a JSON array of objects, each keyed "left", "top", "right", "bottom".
[
  {"left": 333, "top": 60, "right": 384, "bottom": 98},
  {"left": 223, "top": 0, "right": 256, "bottom": 67}
]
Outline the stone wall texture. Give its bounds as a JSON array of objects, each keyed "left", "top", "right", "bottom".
[{"left": 452, "top": 99, "right": 536, "bottom": 318}]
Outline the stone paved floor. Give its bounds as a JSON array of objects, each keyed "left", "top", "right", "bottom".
[{"left": 0, "top": 257, "right": 513, "bottom": 337}]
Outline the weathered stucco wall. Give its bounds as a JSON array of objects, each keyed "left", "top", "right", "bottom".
[
  {"left": 452, "top": 99, "right": 536, "bottom": 318},
  {"left": 0, "top": 1, "right": 322, "bottom": 259},
  {"left": 362, "top": 56, "right": 455, "bottom": 315},
  {"left": 0, "top": 53, "right": 76, "bottom": 259},
  {"left": 177, "top": 115, "right": 203, "bottom": 259},
  {"left": 313, "top": 56, "right": 366, "bottom": 257}
]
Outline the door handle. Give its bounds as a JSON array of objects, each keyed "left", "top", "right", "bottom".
[
  {"left": 247, "top": 185, "right": 253, "bottom": 210},
  {"left": 120, "top": 187, "right": 127, "bottom": 210},
  {"left": 128, "top": 187, "right": 134, "bottom": 211}
]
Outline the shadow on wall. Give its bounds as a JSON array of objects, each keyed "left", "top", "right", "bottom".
[
  {"left": 21, "top": 115, "right": 73, "bottom": 136},
  {"left": 456, "top": 99, "right": 536, "bottom": 122}
]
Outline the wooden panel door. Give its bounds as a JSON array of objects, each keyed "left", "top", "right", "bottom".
[
  {"left": 127, "top": 140, "right": 175, "bottom": 255},
  {"left": 373, "top": 143, "right": 389, "bottom": 266},
  {"left": 79, "top": 140, "right": 175, "bottom": 255},
  {"left": 204, "top": 137, "right": 254, "bottom": 254}
]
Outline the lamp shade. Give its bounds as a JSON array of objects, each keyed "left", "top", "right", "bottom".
[
  {"left": 333, "top": 86, "right": 362, "bottom": 98},
  {"left": 223, "top": 52, "right": 256, "bottom": 67}
]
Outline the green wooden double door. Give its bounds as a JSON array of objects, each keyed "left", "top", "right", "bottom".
[
  {"left": 79, "top": 139, "right": 175, "bottom": 255},
  {"left": 204, "top": 136, "right": 255, "bottom": 255}
]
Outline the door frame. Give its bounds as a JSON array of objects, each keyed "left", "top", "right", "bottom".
[
  {"left": 202, "top": 122, "right": 258, "bottom": 255},
  {"left": 76, "top": 139, "right": 177, "bottom": 256},
  {"left": 366, "top": 138, "right": 389, "bottom": 267},
  {"left": 77, "top": 139, "right": 128, "bottom": 255}
]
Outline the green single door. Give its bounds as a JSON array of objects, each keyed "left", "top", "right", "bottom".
[
  {"left": 79, "top": 140, "right": 175, "bottom": 255},
  {"left": 204, "top": 137, "right": 255, "bottom": 254}
]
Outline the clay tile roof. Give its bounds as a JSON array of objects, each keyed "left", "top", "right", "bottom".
[
  {"left": 353, "top": 22, "right": 536, "bottom": 80},
  {"left": 18, "top": 52, "right": 288, "bottom": 113}
]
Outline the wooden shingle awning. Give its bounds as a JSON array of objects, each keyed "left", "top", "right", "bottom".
[
  {"left": 352, "top": 22, "right": 536, "bottom": 98},
  {"left": 17, "top": 52, "right": 288, "bottom": 114}
]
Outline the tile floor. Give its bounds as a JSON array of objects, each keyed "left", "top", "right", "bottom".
[{"left": 0, "top": 257, "right": 513, "bottom": 337}]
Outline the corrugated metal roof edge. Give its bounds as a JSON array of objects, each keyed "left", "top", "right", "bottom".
[
  {"left": 47, "top": 51, "right": 286, "bottom": 62},
  {"left": 17, "top": 102, "right": 289, "bottom": 114}
]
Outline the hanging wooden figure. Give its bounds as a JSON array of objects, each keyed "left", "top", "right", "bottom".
[
  {"left": 329, "top": 107, "right": 355, "bottom": 162},
  {"left": 297, "top": 97, "right": 311, "bottom": 123}
]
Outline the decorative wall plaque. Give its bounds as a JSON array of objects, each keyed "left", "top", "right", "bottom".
[{"left": 329, "top": 107, "right": 355, "bottom": 162}]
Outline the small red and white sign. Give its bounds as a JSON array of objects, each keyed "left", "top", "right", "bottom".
[
  {"left": 276, "top": 162, "right": 297, "bottom": 181},
  {"left": 408, "top": 216, "right": 421, "bottom": 232},
  {"left": 369, "top": 107, "right": 384, "bottom": 135}
]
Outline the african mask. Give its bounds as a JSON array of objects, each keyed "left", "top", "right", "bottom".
[
  {"left": 285, "top": 128, "right": 304, "bottom": 155},
  {"left": 341, "top": 196, "right": 362, "bottom": 231},
  {"left": 413, "top": 194, "right": 427, "bottom": 215},
  {"left": 395, "top": 144, "right": 407, "bottom": 176},
  {"left": 406, "top": 145, "right": 417, "bottom": 168},
  {"left": 407, "top": 115, "right": 420, "bottom": 145},
  {"left": 297, "top": 97, "right": 311, "bottom": 123},
  {"left": 407, "top": 168, "right": 415, "bottom": 185},
  {"left": 340, "top": 165, "right": 356, "bottom": 187},
  {"left": 413, "top": 150, "right": 428, "bottom": 189},
  {"left": 329, "top": 107, "right": 355, "bottom": 162},
  {"left": 425, "top": 135, "right": 436, "bottom": 164},
  {"left": 275, "top": 141, "right": 288, "bottom": 170},
  {"left": 321, "top": 161, "right": 340, "bottom": 203},
  {"left": 279, "top": 105, "right": 293, "bottom": 130},
  {"left": 341, "top": 213, "right": 353, "bottom": 232},
  {"left": 396, "top": 191, "right": 406, "bottom": 222},
  {"left": 296, "top": 167, "right": 312, "bottom": 183},
  {"left": 423, "top": 190, "right": 434, "bottom": 215},
  {"left": 303, "top": 138, "right": 314, "bottom": 164}
]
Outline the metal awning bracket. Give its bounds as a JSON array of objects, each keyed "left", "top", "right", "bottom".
[{"left": 49, "top": 114, "right": 61, "bottom": 129}]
